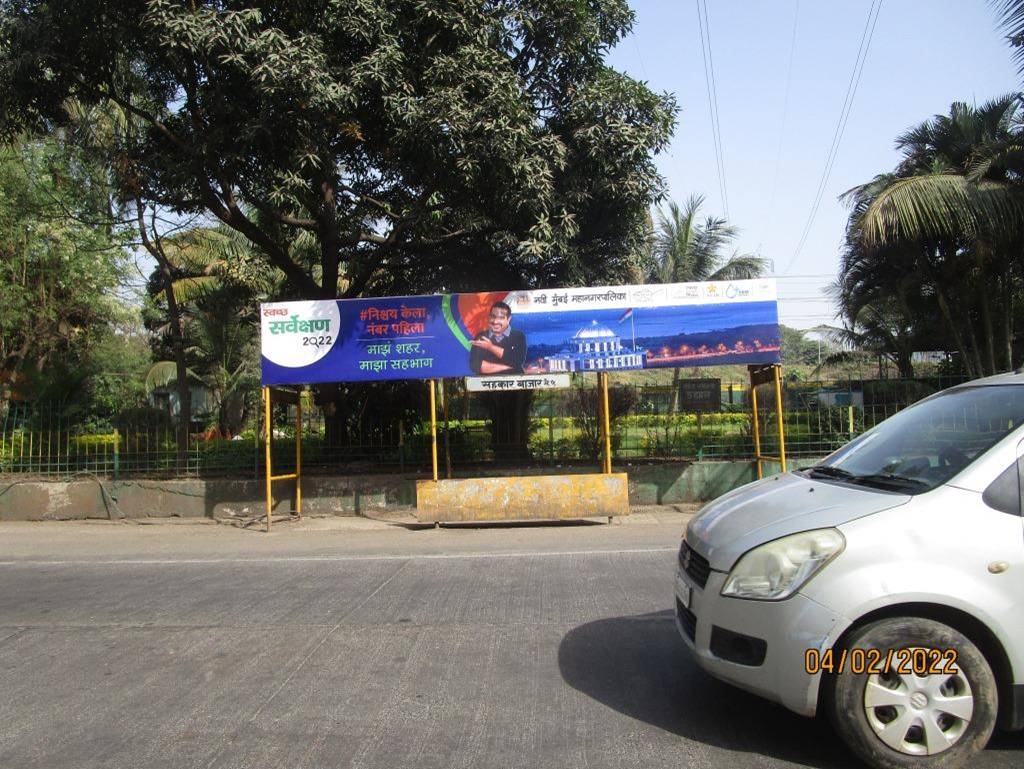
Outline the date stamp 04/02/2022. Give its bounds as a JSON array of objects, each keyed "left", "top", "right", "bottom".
[{"left": 804, "top": 647, "right": 959, "bottom": 676}]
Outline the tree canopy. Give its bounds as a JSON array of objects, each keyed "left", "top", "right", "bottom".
[
  {"left": 837, "top": 95, "right": 1024, "bottom": 377},
  {"left": 1, "top": 0, "right": 676, "bottom": 301},
  {"left": 0, "top": 134, "right": 129, "bottom": 413},
  {"left": 646, "top": 194, "right": 767, "bottom": 284}
]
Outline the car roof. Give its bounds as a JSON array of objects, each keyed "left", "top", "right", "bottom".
[{"left": 951, "top": 371, "right": 1024, "bottom": 387}]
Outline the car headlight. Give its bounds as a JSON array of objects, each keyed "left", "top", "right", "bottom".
[{"left": 721, "top": 528, "right": 845, "bottom": 601}]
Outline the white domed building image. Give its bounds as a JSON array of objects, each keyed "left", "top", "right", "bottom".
[{"left": 543, "top": 321, "right": 645, "bottom": 372}]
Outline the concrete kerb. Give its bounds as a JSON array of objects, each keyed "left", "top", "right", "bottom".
[{"left": 0, "top": 459, "right": 823, "bottom": 521}]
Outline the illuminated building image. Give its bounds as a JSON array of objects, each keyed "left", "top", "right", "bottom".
[{"left": 543, "top": 322, "right": 645, "bottom": 372}]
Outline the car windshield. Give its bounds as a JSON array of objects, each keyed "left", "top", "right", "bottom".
[{"left": 809, "top": 385, "right": 1024, "bottom": 494}]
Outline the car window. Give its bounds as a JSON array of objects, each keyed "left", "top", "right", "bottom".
[
  {"left": 811, "top": 385, "right": 1024, "bottom": 494},
  {"left": 982, "top": 461, "right": 1022, "bottom": 516}
]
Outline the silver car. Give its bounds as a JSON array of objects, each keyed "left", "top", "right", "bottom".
[{"left": 674, "top": 372, "right": 1024, "bottom": 769}]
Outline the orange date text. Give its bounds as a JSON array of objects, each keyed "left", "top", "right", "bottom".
[{"left": 804, "top": 647, "right": 958, "bottom": 676}]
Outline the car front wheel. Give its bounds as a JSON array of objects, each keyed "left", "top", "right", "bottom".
[{"left": 827, "top": 616, "right": 998, "bottom": 769}]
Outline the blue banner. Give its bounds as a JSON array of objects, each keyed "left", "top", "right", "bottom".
[{"left": 260, "top": 280, "right": 780, "bottom": 385}]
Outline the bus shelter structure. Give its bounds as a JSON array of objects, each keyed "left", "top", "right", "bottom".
[
  {"left": 261, "top": 386, "right": 303, "bottom": 532},
  {"left": 260, "top": 372, "right": 625, "bottom": 530},
  {"left": 261, "top": 366, "right": 787, "bottom": 529},
  {"left": 748, "top": 363, "right": 788, "bottom": 479},
  {"left": 414, "top": 370, "right": 626, "bottom": 524}
]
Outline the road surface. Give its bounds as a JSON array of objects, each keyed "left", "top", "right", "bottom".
[{"left": 1, "top": 516, "right": 1021, "bottom": 768}]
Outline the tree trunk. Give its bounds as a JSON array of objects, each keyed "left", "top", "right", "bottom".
[
  {"left": 966, "top": 317, "right": 987, "bottom": 378},
  {"left": 1003, "top": 266, "right": 1015, "bottom": 371},
  {"left": 136, "top": 200, "right": 192, "bottom": 469},
  {"left": 932, "top": 283, "right": 977, "bottom": 379},
  {"left": 0, "top": 382, "right": 11, "bottom": 425},
  {"left": 896, "top": 350, "right": 914, "bottom": 379},
  {"left": 162, "top": 277, "right": 192, "bottom": 470},
  {"left": 976, "top": 253, "right": 998, "bottom": 374},
  {"left": 923, "top": 250, "right": 977, "bottom": 378},
  {"left": 480, "top": 390, "right": 534, "bottom": 462},
  {"left": 316, "top": 382, "right": 348, "bottom": 451}
]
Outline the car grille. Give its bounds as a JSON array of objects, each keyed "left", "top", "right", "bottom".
[
  {"left": 679, "top": 540, "right": 711, "bottom": 589},
  {"left": 676, "top": 598, "right": 696, "bottom": 641}
]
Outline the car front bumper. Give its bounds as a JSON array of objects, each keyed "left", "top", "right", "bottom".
[{"left": 674, "top": 564, "right": 848, "bottom": 717}]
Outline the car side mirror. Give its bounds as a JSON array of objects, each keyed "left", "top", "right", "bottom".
[{"left": 982, "top": 459, "right": 1022, "bottom": 516}]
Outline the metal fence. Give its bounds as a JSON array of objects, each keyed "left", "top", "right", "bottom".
[{"left": 0, "top": 375, "right": 966, "bottom": 481}]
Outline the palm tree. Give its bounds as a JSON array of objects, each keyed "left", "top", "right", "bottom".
[
  {"left": 995, "top": 0, "right": 1024, "bottom": 81},
  {"left": 647, "top": 195, "right": 768, "bottom": 413},
  {"left": 146, "top": 305, "right": 259, "bottom": 438},
  {"left": 145, "top": 226, "right": 271, "bottom": 436},
  {"left": 814, "top": 302, "right": 918, "bottom": 379},
  {"left": 857, "top": 97, "right": 1024, "bottom": 248},
  {"left": 842, "top": 96, "right": 1024, "bottom": 375},
  {"left": 648, "top": 195, "right": 768, "bottom": 284}
]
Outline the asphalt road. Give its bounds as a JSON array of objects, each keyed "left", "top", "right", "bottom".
[{"left": 1, "top": 517, "right": 1021, "bottom": 769}]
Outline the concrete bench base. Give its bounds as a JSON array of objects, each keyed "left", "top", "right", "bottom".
[{"left": 415, "top": 473, "right": 630, "bottom": 523}]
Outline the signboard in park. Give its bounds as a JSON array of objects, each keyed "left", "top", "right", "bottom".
[
  {"left": 260, "top": 279, "right": 780, "bottom": 386},
  {"left": 678, "top": 378, "right": 722, "bottom": 413}
]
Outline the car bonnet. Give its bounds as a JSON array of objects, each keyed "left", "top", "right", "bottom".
[{"left": 685, "top": 471, "right": 912, "bottom": 572}]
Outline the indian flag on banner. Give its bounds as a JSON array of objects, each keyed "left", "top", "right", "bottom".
[{"left": 617, "top": 308, "right": 634, "bottom": 322}]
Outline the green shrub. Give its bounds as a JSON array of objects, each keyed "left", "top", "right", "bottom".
[{"left": 68, "top": 433, "right": 119, "bottom": 450}]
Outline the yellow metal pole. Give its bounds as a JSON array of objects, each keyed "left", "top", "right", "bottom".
[
  {"left": 441, "top": 379, "right": 452, "bottom": 479},
  {"left": 429, "top": 379, "right": 438, "bottom": 481},
  {"left": 263, "top": 386, "right": 272, "bottom": 532},
  {"left": 595, "top": 374, "right": 605, "bottom": 471},
  {"left": 773, "top": 365, "right": 787, "bottom": 473},
  {"left": 295, "top": 394, "right": 302, "bottom": 520},
  {"left": 750, "top": 376, "right": 762, "bottom": 480},
  {"left": 601, "top": 372, "right": 612, "bottom": 474}
]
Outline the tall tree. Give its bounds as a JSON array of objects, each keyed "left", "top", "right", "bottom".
[
  {"left": 995, "top": 0, "right": 1024, "bottom": 80},
  {"left": 0, "top": 1, "right": 676, "bottom": 447},
  {"left": 0, "top": 135, "right": 128, "bottom": 417},
  {"left": 647, "top": 195, "right": 767, "bottom": 284},
  {"left": 143, "top": 226, "right": 268, "bottom": 437},
  {"left": 840, "top": 96, "right": 1024, "bottom": 376},
  {"left": 646, "top": 194, "right": 767, "bottom": 409}
]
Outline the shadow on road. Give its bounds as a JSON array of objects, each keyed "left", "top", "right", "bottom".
[
  {"left": 559, "top": 610, "right": 1024, "bottom": 766},
  {"left": 558, "top": 610, "right": 863, "bottom": 769}
]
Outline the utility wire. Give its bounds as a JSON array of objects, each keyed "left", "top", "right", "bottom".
[
  {"left": 696, "top": 0, "right": 729, "bottom": 219},
  {"left": 781, "top": 0, "right": 883, "bottom": 274}
]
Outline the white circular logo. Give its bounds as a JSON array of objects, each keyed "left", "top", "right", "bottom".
[{"left": 260, "top": 300, "right": 340, "bottom": 368}]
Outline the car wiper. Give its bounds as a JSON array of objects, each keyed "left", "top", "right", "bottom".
[
  {"left": 806, "top": 465, "right": 856, "bottom": 479},
  {"left": 849, "top": 473, "right": 930, "bottom": 491}
]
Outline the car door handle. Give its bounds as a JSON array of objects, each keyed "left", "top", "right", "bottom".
[{"left": 988, "top": 561, "right": 1010, "bottom": 574}]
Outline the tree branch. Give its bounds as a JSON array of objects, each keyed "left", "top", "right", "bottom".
[
  {"left": 86, "top": 80, "right": 189, "bottom": 153},
  {"left": 200, "top": 182, "right": 320, "bottom": 296}
]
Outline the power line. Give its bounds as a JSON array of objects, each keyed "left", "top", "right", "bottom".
[
  {"left": 696, "top": 0, "right": 729, "bottom": 219},
  {"left": 781, "top": 0, "right": 883, "bottom": 275}
]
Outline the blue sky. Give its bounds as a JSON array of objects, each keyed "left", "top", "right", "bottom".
[{"left": 606, "top": 0, "right": 1019, "bottom": 330}]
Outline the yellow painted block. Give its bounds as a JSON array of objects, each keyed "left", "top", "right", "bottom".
[{"left": 415, "top": 473, "right": 629, "bottom": 523}]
